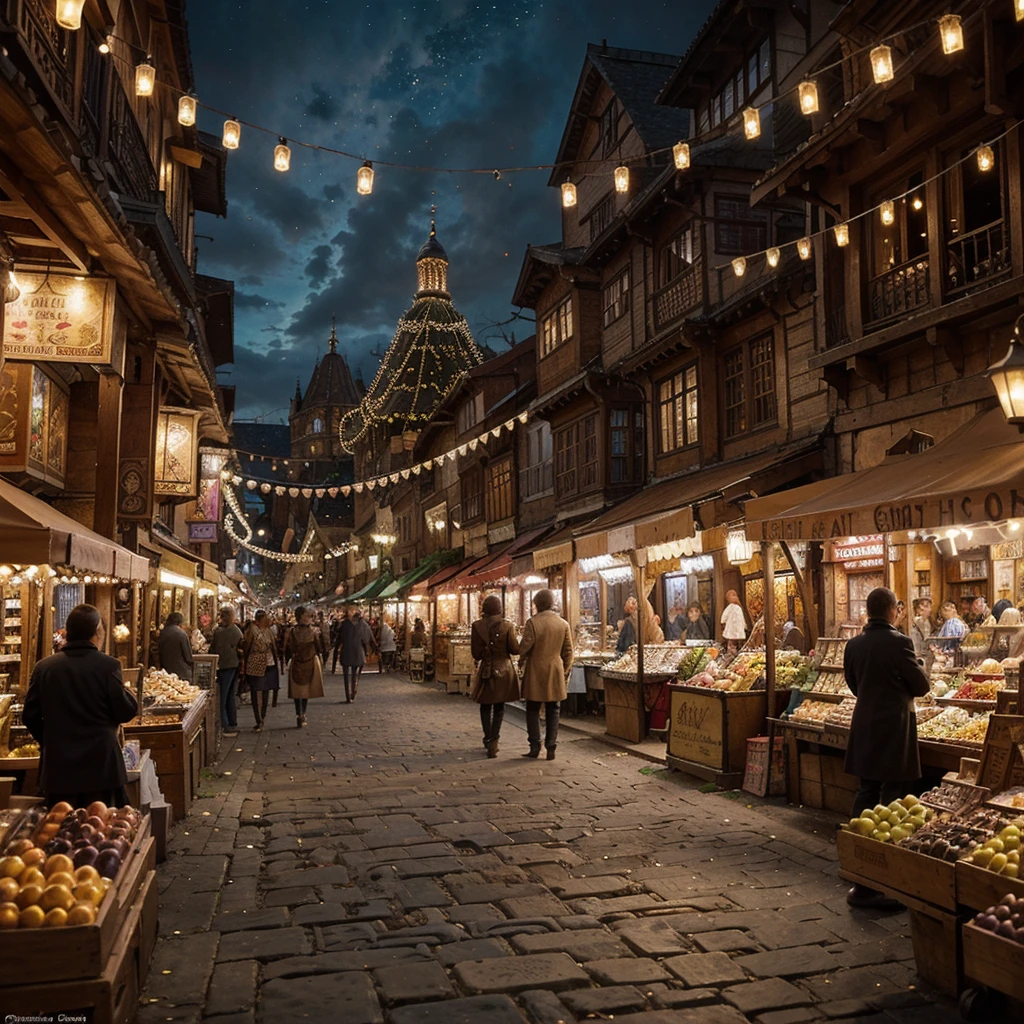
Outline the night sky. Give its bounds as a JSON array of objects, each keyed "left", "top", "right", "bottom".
[{"left": 189, "top": 1, "right": 717, "bottom": 422}]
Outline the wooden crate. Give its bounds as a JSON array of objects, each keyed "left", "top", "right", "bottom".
[
  {"left": 604, "top": 676, "right": 645, "bottom": 744},
  {"left": 836, "top": 828, "right": 957, "bottom": 910},
  {"left": 956, "top": 860, "right": 1024, "bottom": 911},
  {"left": 3, "top": 867, "right": 157, "bottom": 1024},
  {"left": 908, "top": 902, "right": 963, "bottom": 998},
  {"left": 962, "top": 921, "right": 1024, "bottom": 1002},
  {"left": 0, "top": 819, "right": 155, "bottom": 984}
]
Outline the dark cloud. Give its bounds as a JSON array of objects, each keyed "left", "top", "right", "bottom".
[
  {"left": 234, "top": 290, "right": 285, "bottom": 310},
  {"left": 304, "top": 245, "right": 334, "bottom": 288},
  {"left": 304, "top": 83, "right": 340, "bottom": 122}
]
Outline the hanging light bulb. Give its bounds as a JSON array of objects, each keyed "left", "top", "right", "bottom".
[
  {"left": 743, "top": 107, "right": 761, "bottom": 139},
  {"left": 938, "top": 14, "right": 964, "bottom": 54},
  {"left": 135, "top": 59, "right": 156, "bottom": 97},
  {"left": 732, "top": 256, "right": 747, "bottom": 278},
  {"left": 274, "top": 138, "right": 291, "bottom": 172},
  {"left": 798, "top": 81, "right": 819, "bottom": 115},
  {"left": 766, "top": 247, "right": 780, "bottom": 269},
  {"left": 614, "top": 165, "right": 629, "bottom": 193},
  {"left": 797, "top": 237, "right": 812, "bottom": 260},
  {"left": 55, "top": 0, "right": 86, "bottom": 30},
  {"left": 356, "top": 160, "right": 374, "bottom": 195},
  {"left": 977, "top": 144, "right": 995, "bottom": 172},
  {"left": 870, "top": 44, "right": 894, "bottom": 83},
  {"left": 4, "top": 264, "right": 20, "bottom": 304},
  {"left": 672, "top": 141, "right": 690, "bottom": 170},
  {"left": 98, "top": 35, "right": 111, "bottom": 54},
  {"left": 880, "top": 199, "right": 895, "bottom": 226},
  {"left": 834, "top": 222, "right": 850, "bottom": 247},
  {"left": 561, "top": 180, "right": 577, "bottom": 208},
  {"left": 177, "top": 94, "right": 197, "bottom": 127},
  {"left": 912, "top": 195, "right": 924, "bottom": 211},
  {"left": 222, "top": 118, "right": 241, "bottom": 150}
]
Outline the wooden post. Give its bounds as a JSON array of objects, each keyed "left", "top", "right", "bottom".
[
  {"left": 781, "top": 540, "right": 818, "bottom": 649},
  {"left": 763, "top": 541, "right": 777, "bottom": 719},
  {"left": 94, "top": 370, "right": 123, "bottom": 539},
  {"left": 599, "top": 575, "right": 608, "bottom": 652},
  {"left": 636, "top": 560, "right": 646, "bottom": 682}
]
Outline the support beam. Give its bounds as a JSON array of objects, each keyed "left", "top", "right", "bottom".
[{"left": 94, "top": 370, "right": 123, "bottom": 539}]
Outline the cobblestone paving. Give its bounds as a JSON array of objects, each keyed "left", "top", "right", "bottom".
[{"left": 139, "top": 673, "right": 960, "bottom": 1024}]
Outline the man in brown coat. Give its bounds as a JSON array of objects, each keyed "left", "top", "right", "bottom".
[{"left": 518, "top": 589, "right": 573, "bottom": 760}]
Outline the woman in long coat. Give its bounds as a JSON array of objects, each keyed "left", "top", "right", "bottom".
[
  {"left": 242, "top": 610, "right": 279, "bottom": 731},
  {"left": 471, "top": 595, "right": 520, "bottom": 757},
  {"left": 284, "top": 605, "right": 325, "bottom": 728}
]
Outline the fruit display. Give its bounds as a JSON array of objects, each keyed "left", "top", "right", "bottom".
[
  {"left": 914, "top": 698, "right": 944, "bottom": 725},
  {"left": 844, "top": 795, "right": 934, "bottom": 842},
  {"left": 971, "top": 893, "right": 1024, "bottom": 944},
  {"left": 775, "top": 651, "right": 813, "bottom": 688},
  {"left": 965, "top": 821, "right": 1024, "bottom": 878},
  {"left": 607, "top": 644, "right": 691, "bottom": 675},
  {"left": 0, "top": 801, "right": 140, "bottom": 929},
  {"left": 948, "top": 679, "right": 1004, "bottom": 702},
  {"left": 789, "top": 699, "right": 833, "bottom": 725},
  {"left": 811, "top": 668, "right": 852, "bottom": 696},
  {"left": 989, "top": 786, "right": 1024, "bottom": 811},
  {"left": 898, "top": 808, "right": 1007, "bottom": 862},
  {"left": 677, "top": 645, "right": 714, "bottom": 681},
  {"left": 961, "top": 632, "right": 990, "bottom": 652},
  {"left": 916, "top": 707, "right": 991, "bottom": 744},
  {"left": 142, "top": 668, "right": 201, "bottom": 705},
  {"left": 977, "top": 658, "right": 1003, "bottom": 675},
  {"left": 825, "top": 698, "right": 856, "bottom": 729},
  {"left": 919, "top": 779, "right": 989, "bottom": 815},
  {"left": 5, "top": 741, "right": 39, "bottom": 758}
]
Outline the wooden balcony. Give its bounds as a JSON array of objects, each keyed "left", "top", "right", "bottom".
[
  {"left": 653, "top": 259, "right": 702, "bottom": 331},
  {"left": 866, "top": 256, "right": 929, "bottom": 328},
  {"left": 946, "top": 219, "right": 1010, "bottom": 299}
]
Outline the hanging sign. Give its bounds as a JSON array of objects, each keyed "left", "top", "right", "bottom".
[
  {"left": 832, "top": 535, "right": 884, "bottom": 570},
  {"left": 4, "top": 273, "right": 116, "bottom": 363}
]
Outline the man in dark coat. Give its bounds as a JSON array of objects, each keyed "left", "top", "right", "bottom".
[
  {"left": 843, "top": 586, "right": 930, "bottom": 908},
  {"left": 23, "top": 604, "right": 138, "bottom": 807},
  {"left": 158, "top": 611, "right": 194, "bottom": 681},
  {"left": 338, "top": 609, "right": 374, "bottom": 703}
]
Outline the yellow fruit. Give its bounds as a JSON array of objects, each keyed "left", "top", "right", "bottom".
[
  {"left": 988, "top": 838, "right": 1006, "bottom": 854},
  {"left": 1003, "top": 863, "right": 1019, "bottom": 878},
  {"left": 21, "top": 848, "right": 46, "bottom": 869},
  {"left": 43, "top": 907, "right": 68, "bottom": 927},
  {"left": 47, "top": 871, "right": 75, "bottom": 890},
  {"left": 18, "top": 904, "right": 45, "bottom": 928},
  {"left": 66, "top": 902, "right": 96, "bottom": 926},
  {"left": 43, "top": 854, "right": 74, "bottom": 878},
  {"left": 72, "top": 882, "right": 103, "bottom": 907},
  {"left": 0, "top": 856, "right": 26, "bottom": 879},
  {"left": 990, "top": 853, "right": 1009, "bottom": 873},
  {"left": 15, "top": 883, "right": 43, "bottom": 909},
  {"left": 73, "top": 865, "right": 100, "bottom": 885},
  {"left": 0, "top": 901, "right": 19, "bottom": 929},
  {"left": 0, "top": 877, "right": 19, "bottom": 903},
  {"left": 18, "top": 866, "right": 45, "bottom": 888}
]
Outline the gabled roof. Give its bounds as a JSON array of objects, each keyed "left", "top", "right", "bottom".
[
  {"left": 511, "top": 244, "right": 588, "bottom": 309},
  {"left": 548, "top": 44, "right": 688, "bottom": 187}
]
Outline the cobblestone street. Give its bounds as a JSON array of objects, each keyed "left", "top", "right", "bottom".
[{"left": 139, "top": 673, "right": 960, "bottom": 1024}]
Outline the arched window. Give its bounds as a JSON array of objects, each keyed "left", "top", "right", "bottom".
[{"left": 312, "top": 417, "right": 324, "bottom": 434}]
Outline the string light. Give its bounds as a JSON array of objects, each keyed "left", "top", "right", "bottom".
[
  {"left": 833, "top": 222, "right": 850, "bottom": 247},
  {"left": 939, "top": 14, "right": 964, "bottom": 54},
  {"left": 135, "top": 59, "right": 156, "bottom": 97},
  {"left": 98, "top": 36, "right": 111, "bottom": 54},
  {"left": 614, "top": 166, "right": 629, "bottom": 193},
  {"left": 732, "top": 256, "right": 746, "bottom": 278},
  {"left": 977, "top": 144, "right": 995, "bottom": 171},
  {"left": 673, "top": 141, "right": 690, "bottom": 170},
  {"left": 766, "top": 247, "right": 780, "bottom": 268},
  {"left": 274, "top": 138, "right": 291, "bottom": 172},
  {"left": 178, "top": 94, "right": 197, "bottom": 127},
  {"left": 880, "top": 200, "right": 895, "bottom": 226},
  {"left": 222, "top": 119, "right": 241, "bottom": 150},
  {"left": 1018, "top": 0, "right": 1024, "bottom": 23},
  {"left": 798, "top": 81, "right": 819, "bottom": 115},
  {"left": 561, "top": 180, "right": 577, "bottom": 207},
  {"left": 55, "top": 0, "right": 86, "bottom": 30},
  {"left": 743, "top": 107, "right": 761, "bottom": 140},
  {"left": 797, "top": 237, "right": 812, "bottom": 260},
  {"left": 870, "top": 44, "right": 894, "bottom": 83},
  {"left": 357, "top": 161, "right": 374, "bottom": 195}
]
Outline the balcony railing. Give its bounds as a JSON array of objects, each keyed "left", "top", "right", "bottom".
[
  {"left": 108, "top": 86, "right": 159, "bottom": 202},
  {"left": 4, "top": 0, "right": 76, "bottom": 118},
  {"left": 867, "top": 256, "right": 930, "bottom": 327},
  {"left": 946, "top": 219, "right": 1010, "bottom": 299},
  {"left": 824, "top": 307, "right": 850, "bottom": 349},
  {"left": 520, "top": 462, "right": 554, "bottom": 500},
  {"left": 653, "top": 260, "right": 703, "bottom": 331}
]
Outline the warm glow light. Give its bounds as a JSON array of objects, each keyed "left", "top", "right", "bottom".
[
  {"left": 834, "top": 222, "right": 850, "bottom": 247},
  {"left": 880, "top": 200, "right": 895, "bottom": 226},
  {"left": 98, "top": 36, "right": 111, "bottom": 54},
  {"left": 732, "top": 256, "right": 746, "bottom": 278},
  {"left": 912, "top": 196, "right": 923, "bottom": 210},
  {"left": 614, "top": 165, "right": 629, "bottom": 193},
  {"left": 561, "top": 180, "right": 577, "bottom": 207},
  {"left": 357, "top": 160, "right": 374, "bottom": 195},
  {"left": 177, "top": 95, "right": 197, "bottom": 127},
  {"left": 798, "top": 81, "right": 819, "bottom": 115},
  {"left": 1018, "top": 0, "right": 1024, "bottom": 23},
  {"left": 274, "top": 139, "right": 291, "bottom": 172},
  {"left": 222, "top": 119, "right": 241, "bottom": 150},
  {"left": 673, "top": 141, "right": 690, "bottom": 170},
  {"left": 135, "top": 61, "right": 156, "bottom": 97},
  {"left": 977, "top": 144, "right": 995, "bottom": 172},
  {"left": 159, "top": 569, "right": 195, "bottom": 589},
  {"left": 939, "top": 14, "right": 964, "bottom": 54},
  {"left": 55, "top": 0, "right": 86, "bottom": 30},
  {"left": 797, "top": 237, "right": 812, "bottom": 260},
  {"left": 870, "top": 44, "right": 894, "bottom": 83},
  {"left": 742, "top": 107, "right": 761, "bottom": 140},
  {"left": 766, "top": 247, "right": 780, "bottom": 268}
]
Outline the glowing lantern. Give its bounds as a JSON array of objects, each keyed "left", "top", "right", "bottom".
[
  {"left": 98, "top": 36, "right": 111, "bottom": 54},
  {"left": 135, "top": 60, "right": 156, "bottom": 98},
  {"left": 977, "top": 144, "right": 995, "bottom": 172},
  {"left": 939, "top": 14, "right": 963, "bottom": 54},
  {"left": 673, "top": 141, "right": 690, "bottom": 170},
  {"left": 55, "top": 0, "right": 86, "bottom": 30},
  {"left": 1018, "top": 0, "right": 1024, "bottom": 23},
  {"left": 798, "top": 81, "right": 819, "bottom": 115},
  {"left": 766, "top": 247, "right": 780, "bottom": 269},
  {"left": 274, "top": 139, "right": 291, "bottom": 172},
  {"left": 222, "top": 119, "right": 241, "bottom": 150},
  {"left": 732, "top": 256, "right": 746, "bottom": 278},
  {"left": 833, "top": 222, "right": 850, "bottom": 247},
  {"left": 561, "top": 180, "right": 577, "bottom": 208},
  {"left": 880, "top": 200, "right": 895, "bottom": 226},
  {"left": 357, "top": 161, "right": 374, "bottom": 195},
  {"left": 177, "top": 95, "right": 197, "bottom": 127},
  {"left": 988, "top": 315, "right": 1024, "bottom": 427},
  {"left": 743, "top": 107, "right": 761, "bottom": 140},
  {"left": 614, "top": 166, "right": 629, "bottom": 193},
  {"left": 797, "top": 237, "right": 812, "bottom": 261},
  {"left": 870, "top": 44, "right": 894, "bottom": 83}
]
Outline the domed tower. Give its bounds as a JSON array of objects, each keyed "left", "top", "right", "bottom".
[
  {"left": 340, "top": 216, "right": 482, "bottom": 456},
  {"left": 290, "top": 318, "right": 362, "bottom": 460}
]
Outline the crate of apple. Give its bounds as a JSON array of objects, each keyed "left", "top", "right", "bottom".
[
  {"left": 966, "top": 822, "right": 1024, "bottom": 878},
  {"left": 845, "top": 794, "right": 934, "bottom": 842},
  {"left": 0, "top": 800, "right": 139, "bottom": 929},
  {"left": 972, "top": 893, "right": 1024, "bottom": 944}
]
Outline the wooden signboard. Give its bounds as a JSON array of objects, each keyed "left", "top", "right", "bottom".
[
  {"left": 977, "top": 715, "right": 1024, "bottom": 792},
  {"left": 668, "top": 687, "right": 725, "bottom": 768}
]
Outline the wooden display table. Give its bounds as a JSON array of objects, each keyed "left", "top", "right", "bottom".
[
  {"left": 665, "top": 684, "right": 767, "bottom": 788},
  {"left": 125, "top": 693, "right": 208, "bottom": 821},
  {"left": 600, "top": 670, "right": 661, "bottom": 744}
]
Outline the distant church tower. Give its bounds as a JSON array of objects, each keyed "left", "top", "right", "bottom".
[{"left": 289, "top": 318, "right": 361, "bottom": 460}]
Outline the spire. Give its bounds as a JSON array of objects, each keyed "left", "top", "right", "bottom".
[
  {"left": 416, "top": 207, "right": 449, "bottom": 298},
  {"left": 329, "top": 315, "right": 338, "bottom": 354},
  {"left": 294, "top": 377, "right": 301, "bottom": 400}
]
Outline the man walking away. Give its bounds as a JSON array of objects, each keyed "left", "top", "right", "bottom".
[
  {"left": 339, "top": 608, "right": 372, "bottom": 702},
  {"left": 210, "top": 607, "right": 244, "bottom": 734},
  {"left": 518, "top": 589, "right": 573, "bottom": 760},
  {"left": 844, "top": 586, "right": 930, "bottom": 909},
  {"left": 378, "top": 618, "right": 397, "bottom": 673}
]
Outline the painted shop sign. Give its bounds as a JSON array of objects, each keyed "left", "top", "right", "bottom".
[
  {"left": 3, "top": 273, "right": 116, "bottom": 364},
  {"left": 668, "top": 689, "right": 724, "bottom": 768},
  {"left": 753, "top": 488, "right": 1024, "bottom": 541},
  {"left": 832, "top": 535, "right": 884, "bottom": 570}
]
